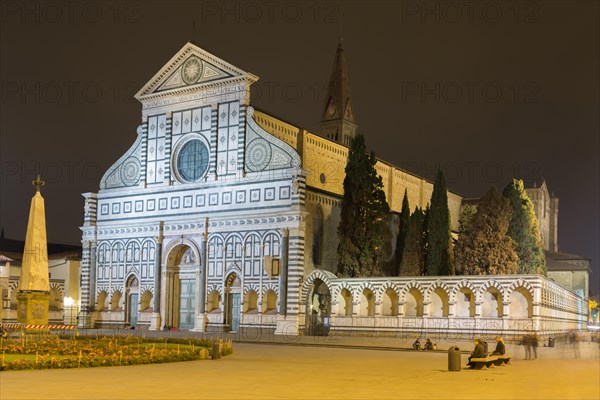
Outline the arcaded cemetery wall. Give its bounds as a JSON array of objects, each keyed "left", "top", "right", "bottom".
[{"left": 301, "top": 270, "right": 587, "bottom": 339}]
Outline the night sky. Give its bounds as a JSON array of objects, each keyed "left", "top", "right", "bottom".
[{"left": 1, "top": 1, "right": 598, "bottom": 293}]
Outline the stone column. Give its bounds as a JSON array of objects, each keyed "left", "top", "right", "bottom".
[
  {"left": 150, "top": 225, "right": 163, "bottom": 331},
  {"left": 275, "top": 228, "right": 297, "bottom": 335},
  {"left": 502, "top": 301, "right": 510, "bottom": 318},
  {"left": 374, "top": 301, "right": 382, "bottom": 316},
  {"left": 448, "top": 301, "right": 456, "bottom": 317},
  {"left": 421, "top": 301, "right": 430, "bottom": 317},
  {"left": 88, "top": 240, "right": 97, "bottom": 317},
  {"left": 278, "top": 228, "right": 289, "bottom": 316},
  {"left": 79, "top": 192, "right": 97, "bottom": 328},
  {"left": 159, "top": 267, "right": 168, "bottom": 328},
  {"left": 78, "top": 239, "right": 96, "bottom": 328},
  {"left": 475, "top": 302, "right": 482, "bottom": 317},
  {"left": 193, "top": 221, "right": 209, "bottom": 332}
]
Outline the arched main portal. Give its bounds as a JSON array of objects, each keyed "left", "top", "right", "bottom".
[
  {"left": 306, "top": 279, "right": 331, "bottom": 336},
  {"left": 164, "top": 245, "right": 197, "bottom": 330},
  {"left": 225, "top": 272, "right": 241, "bottom": 332}
]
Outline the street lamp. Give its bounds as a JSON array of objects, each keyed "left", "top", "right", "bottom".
[{"left": 63, "top": 297, "right": 76, "bottom": 325}]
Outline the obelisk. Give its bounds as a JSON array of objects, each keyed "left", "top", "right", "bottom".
[{"left": 17, "top": 175, "right": 50, "bottom": 324}]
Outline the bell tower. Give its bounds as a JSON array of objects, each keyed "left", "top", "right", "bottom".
[{"left": 320, "top": 37, "right": 357, "bottom": 146}]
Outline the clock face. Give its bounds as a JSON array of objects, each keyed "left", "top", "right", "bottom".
[
  {"left": 327, "top": 100, "right": 336, "bottom": 117},
  {"left": 176, "top": 139, "right": 209, "bottom": 182}
]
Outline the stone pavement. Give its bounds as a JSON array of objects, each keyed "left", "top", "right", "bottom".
[
  {"left": 1, "top": 341, "right": 598, "bottom": 400},
  {"left": 2, "top": 328, "right": 599, "bottom": 400}
]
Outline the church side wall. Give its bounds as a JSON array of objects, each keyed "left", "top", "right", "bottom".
[
  {"left": 304, "top": 191, "right": 342, "bottom": 275},
  {"left": 254, "top": 110, "right": 462, "bottom": 231}
]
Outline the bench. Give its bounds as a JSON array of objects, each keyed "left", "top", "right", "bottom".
[
  {"left": 492, "top": 355, "right": 512, "bottom": 366},
  {"left": 469, "top": 356, "right": 498, "bottom": 370}
]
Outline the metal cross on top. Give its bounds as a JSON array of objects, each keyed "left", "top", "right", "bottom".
[{"left": 32, "top": 174, "right": 45, "bottom": 192}]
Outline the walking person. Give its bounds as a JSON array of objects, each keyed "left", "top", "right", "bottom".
[
  {"left": 531, "top": 333, "right": 539, "bottom": 359},
  {"left": 569, "top": 330, "right": 581, "bottom": 359},
  {"left": 522, "top": 334, "right": 532, "bottom": 360}
]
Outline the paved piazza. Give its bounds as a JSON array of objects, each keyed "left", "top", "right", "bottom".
[{"left": 1, "top": 342, "right": 598, "bottom": 399}]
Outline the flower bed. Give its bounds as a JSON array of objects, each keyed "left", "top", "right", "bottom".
[{"left": 0, "top": 335, "right": 232, "bottom": 371}]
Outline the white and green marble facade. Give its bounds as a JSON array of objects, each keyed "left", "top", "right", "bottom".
[{"left": 80, "top": 43, "right": 304, "bottom": 334}]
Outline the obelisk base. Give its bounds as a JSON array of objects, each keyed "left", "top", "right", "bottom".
[{"left": 17, "top": 291, "right": 50, "bottom": 325}]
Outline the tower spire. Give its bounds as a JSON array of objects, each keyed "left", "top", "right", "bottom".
[{"left": 320, "top": 38, "right": 357, "bottom": 146}]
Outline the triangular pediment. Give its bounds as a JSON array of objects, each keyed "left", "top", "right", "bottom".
[
  {"left": 323, "top": 97, "right": 340, "bottom": 120},
  {"left": 343, "top": 99, "right": 354, "bottom": 121},
  {"left": 135, "top": 42, "right": 258, "bottom": 99}
]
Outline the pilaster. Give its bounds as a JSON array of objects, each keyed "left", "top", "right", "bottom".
[
  {"left": 150, "top": 223, "right": 163, "bottom": 331},
  {"left": 193, "top": 219, "right": 209, "bottom": 332}
]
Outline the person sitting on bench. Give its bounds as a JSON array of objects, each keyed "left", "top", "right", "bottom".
[
  {"left": 467, "top": 339, "right": 485, "bottom": 366},
  {"left": 491, "top": 336, "right": 505, "bottom": 355},
  {"left": 424, "top": 338, "right": 434, "bottom": 351},
  {"left": 412, "top": 338, "right": 421, "bottom": 350}
]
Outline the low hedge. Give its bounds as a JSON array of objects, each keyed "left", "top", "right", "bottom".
[{"left": 0, "top": 335, "right": 232, "bottom": 371}]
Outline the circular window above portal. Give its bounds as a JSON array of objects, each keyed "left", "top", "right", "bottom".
[{"left": 175, "top": 138, "right": 209, "bottom": 183}]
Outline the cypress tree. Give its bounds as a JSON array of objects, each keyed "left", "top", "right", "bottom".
[
  {"left": 337, "top": 133, "right": 390, "bottom": 277},
  {"left": 422, "top": 204, "right": 430, "bottom": 269},
  {"left": 399, "top": 207, "right": 426, "bottom": 276},
  {"left": 455, "top": 186, "right": 519, "bottom": 275},
  {"left": 503, "top": 179, "right": 547, "bottom": 275},
  {"left": 425, "top": 169, "right": 454, "bottom": 276},
  {"left": 394, "top": 189, "right": 410, "bottom": 275}
]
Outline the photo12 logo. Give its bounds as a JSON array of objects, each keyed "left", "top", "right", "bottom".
[
  {"left": 1, "top": 161, "right": 103, "bottom": 185},
  {"left": 400, "top": 81, "right": 540, "bottom": 104},
  {"left": 1, "top": 1, "right": 140, "bottom": 24},
  {"left": 198, "top": 1, "right": 340, "bottom": 24},
  {"left": 1, "top": 81, "right": 140, "bottom": 104},
  {"left": 398, "top": 1, "right": 540, "bottom": 24}
]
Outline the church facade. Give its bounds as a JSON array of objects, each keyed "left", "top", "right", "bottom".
[{"left": 79, "top": 42, "right": 586, "bottom": 336}]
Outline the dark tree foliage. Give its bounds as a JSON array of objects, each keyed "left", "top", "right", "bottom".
[
  {"left": 458, "top": 204, "right": 477, "bottom": 235},
  {"left": 393, "top": 190, "right": 410, "bottom": 276},
  {"left": 455, "top": 186, "right": 519, "bottom": 275},
  {"left": 422, "top": 204, "right": 430, "bottom": 268},
  {"left": 337, "top": 134, "right": 390, "bottom": 277},
  {"left": 425, "top": 169, "right": 454, "bottom": 276},
  {"left": 399, "top": 207, "right": 427, "bottom": 276},
  {"left": 503, "top": 179, "right": 547, "bottom": 275}
]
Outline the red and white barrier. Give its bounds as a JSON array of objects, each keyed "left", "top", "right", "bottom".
[{"left": 1, "top": 323, "right": 76, "bottom": 330}]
